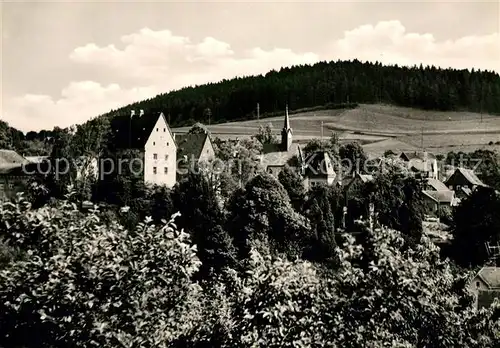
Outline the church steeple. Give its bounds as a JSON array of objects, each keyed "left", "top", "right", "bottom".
[{"left": 281, "top": 104, "right": 293, "bottom": 151}]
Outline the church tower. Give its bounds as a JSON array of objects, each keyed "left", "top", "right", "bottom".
[{"left": 281, "top": 104, "right": 293, "bottom": 151}]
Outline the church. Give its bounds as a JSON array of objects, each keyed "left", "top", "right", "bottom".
[{"left": 259, "top": 105, "right": 304, "bottom": 176}]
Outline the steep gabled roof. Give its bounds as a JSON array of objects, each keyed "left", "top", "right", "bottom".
[
  {"left": 260, "top": 143, "right": 301, "bottom": 168},
  {"left": 176, "top": 133, "right": 210, "bottom": 160},
  {"left": 108, "top": 112, "right": 174, "bottom": 150},
  {"left": 0, "top": 150, "right": 27, "bottom": 167},
  {"left": 457, "top": 167, "right": 487, "bottom": 187},
  {"left": 303, "top": 151, "right": 336, "bottom": 179},
  {"left": 400, "top": 151, "right": 436, "bottom": 161},
  {"left": 475, "top": 267, "right": 500, "bottom": 289},
  {"left": 422, "top": 190, "right": 455, "bottom": 204},
  {"left": 426, "top": 178, "right": 449, "bottom": 191}
]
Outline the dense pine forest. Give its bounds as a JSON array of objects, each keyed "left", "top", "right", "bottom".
[
  {"left": 105, "top": 59, "right": 500, "bottom": 127},
  {"left": 2, "top": 60, "right": 500, "bottom": 147}
]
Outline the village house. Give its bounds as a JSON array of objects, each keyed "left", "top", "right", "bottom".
[
  {"left": 445, "top": 167, "right": 488, "bottom": 194},
  {"left": 175, "top": 131, "right": 215, "bottom": 180},
  {"left": 105, "top": 110, "right": 177, "bottom": 188},
  {"left": 468, "top": 266, "right": 500, "bottom": 309},
  {"left": 421, "top": 177, "right": 458, "bottom": 213},
  {"left": 0, "top": 150, "right": 46, "bottom": 201},
  {"left": 303, "top": 151, "right": 337, "bottom": 190},
  {"left": 399, "top": 151, "right": 439, "bottom": 180},
  {"left": 259, "top": 105, "right": 304, "bottom": 176}
]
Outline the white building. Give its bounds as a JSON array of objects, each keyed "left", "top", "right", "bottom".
[{"left": 107, "top": 110, "right": 177, "bottom": 188}]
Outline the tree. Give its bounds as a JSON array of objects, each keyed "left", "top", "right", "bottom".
[
  {"left": 303, "top": 184, "right": 338, "bottom": 264},
  {"left": 219, "top": 226, "right": 500, "bottom": 347},
  {"left": 451, "top": 186, "right": 500, "bottom": 267},
  {"left": 277, "top": 164, "right": 305, "bottom": 211},
  {"left": 226, "top": 173, "right": 311, "bottom": 260},
  {"left": 0, "top": 198, "right": 204, "bottom": 348},
  {"left": 339, "top": 141, "right": 368, "bottom": 174},
  {"left": 188, "top": 122, "right": 210, "bottom": 135},
  {"left": 172, "top": 172, "right": 236, "bottom": 277},
  {"left": 253, "top": 123, "right": 277, "bottom": 145},
  {"left": 358, "top": 173, "right": 426, "bottom": 243}
]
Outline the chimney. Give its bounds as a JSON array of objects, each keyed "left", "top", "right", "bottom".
[{"left": 139, "top": 109, "right": 144, "bottom": 117}]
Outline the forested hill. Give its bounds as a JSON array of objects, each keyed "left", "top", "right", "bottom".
[{"left": 103, "top": 59, "right": 500, "bottom": 127}]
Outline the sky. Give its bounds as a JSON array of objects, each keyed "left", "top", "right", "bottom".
[{"left": 1, "top": 0, "right": 499, "bottom": 132}]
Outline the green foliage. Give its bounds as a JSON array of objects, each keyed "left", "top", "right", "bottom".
[
  {"left": 99, "top": 61, "right": 500, "bottom": 129},
  {"left": 451, "top": 187, "right": 500, "bottom": 267},
  {"left": 355, "top": 173, "right": 426, "bottom": 242},
  {"left": 226, "top": 173, "right": 311, "bottom": 260},
  {"left": 187, "top": 123, "right": 210, "bottom": 135},
  {"left": 0, "top": 197, "right": 204, "bottom": 348},
  {"left": 303, "top": 185, "right": 340, "bottom": 264},
  {"left": 173, "top": 172, "right": 237, "bottom": 277},
  {"left": 217, "top": 227, "right": 500, "bottom": 347},
  {"left": 339, "top": 141, "right": 368, "bottom": 174},
  {"left": 277, "top": 164, "right": 305, "bottom": 211},
  {"left": 253, "top": 123, "right": 277, "bottom": 145}
]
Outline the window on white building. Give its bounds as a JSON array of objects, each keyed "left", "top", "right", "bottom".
[
  {"left": 163, "top": 128, "right": 166, "bottom": 132},
  {"left": 165, "top": 155, "right": 169, "bottom": 160},
  {"left": 153, "top": 142, "right": 156, "bottom": 146},
  {"left": 153, "top": 167, "right": 157, "bottom": 174},
  {"left": 164, "top": 167, "right": 168, "bottom": 174},
  {"left": 156, "top": 128, "right": 159, "bottom": 132},
  {"left": 153, "top": 153, "right": 158, "bottom": 159}
]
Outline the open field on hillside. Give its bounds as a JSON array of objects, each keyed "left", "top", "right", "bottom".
[{"left": 172, "top": 104, "right": 500, "bottom": 156}]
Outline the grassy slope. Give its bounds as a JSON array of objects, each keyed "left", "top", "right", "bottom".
[{"left": 172, "top": 104, "right": 500, "bottom": 156}]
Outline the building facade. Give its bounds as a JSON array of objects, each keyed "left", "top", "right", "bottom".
[{"left": 105, "top": 111, "right": 177, "bottom": 188}]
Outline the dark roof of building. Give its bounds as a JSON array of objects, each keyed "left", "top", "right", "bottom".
[
  {"left": 260, "top": 142, "right": 301, "bottom": 168},
  {"left": 303, "top": 151, "right": 336, "bottom": 179},
  {"left": 400, "top": 151, "right": 436, "bottom": 161},
  {"left": 426, "top": 178, "right": 449, "bottom": 191},
  {"left": 475, "top": 267, "right": 500, "bottom": 289},
  {"left": 456, "top": 167, "right": 487, "bottom": 187},
  {"left": 0, "top": 150, "right": 27, "bottom": 167},
  {"left": 477, "top": 290, "right": 500, "bottom": 309},
  {"left": 108, "top": 112, "right": 174, "bottom": 150},
  {"left": 25, "top": 156, "right": 49, "bottom": 164},
  {"left": 176, "top": 132, "right": 210, "bottom": 160},
  {"left": 0, "top": 162, "right": 46, "bottom": 176},
  {"left": 422, "top": 190, "right": 455, "bottom": 204}
]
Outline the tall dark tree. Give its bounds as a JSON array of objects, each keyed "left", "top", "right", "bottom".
[
  {"left": 226, "top": 173, "right": 311, "bottom": 260},
  {"left": 303, "top": 184, "right": 339, "bottom": 264},
  {"left": 172, "top": 172, "right": 236, "bottom": 277},
  {"left": 451, "top": 187, "right": 500, "bottom": 267},
  {"left": 278, "top": 164, "right": 306, "bottom": 211}
]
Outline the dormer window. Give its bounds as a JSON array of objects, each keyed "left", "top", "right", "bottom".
[
  {"left": 163, "top": 128, "right": 166, "bottom": 132},
  {"left": 476, "top": 281, "right": 480, "bottom": 288},
  {"left": 156, "top": 128, "right": 159, "bottom": 132}
]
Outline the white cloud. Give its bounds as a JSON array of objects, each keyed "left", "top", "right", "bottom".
[
  {"left": 4, "top": 20, "right": 499, "bottom": 132},
  {"left": 330, "top": 20, "right": 500, "bottom": 72}
]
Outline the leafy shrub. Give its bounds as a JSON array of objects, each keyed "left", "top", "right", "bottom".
[{"left": 0, "top": 197, "right": 204, "bottom": 347}]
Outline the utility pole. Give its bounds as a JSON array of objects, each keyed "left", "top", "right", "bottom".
[
  {"left": 321, "top": 119, "right": 323, "bottom": 140},
  {"left": 480, "top": 82, "right": 484, "bottom": 124},
  {"left": 257, "top": 102, "right": 260, "bottom": 120},
  {"left": 421, "top": 126, "right": 424, "bottom": 151}
]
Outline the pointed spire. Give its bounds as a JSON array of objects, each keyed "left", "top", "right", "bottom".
[{"left": 284, "top": 104, "right": 290, "bottom": 130}]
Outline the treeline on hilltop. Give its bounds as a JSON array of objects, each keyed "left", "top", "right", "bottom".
[
  {"left": 105, "top": 59, "right": 500, "bottom": 127},
  {"left": 2, "top": 59, "right": 500, "bottom": 152}
]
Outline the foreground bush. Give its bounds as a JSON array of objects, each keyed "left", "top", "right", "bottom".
[
  {"left": 0, "top": 198, "right": 499, "bottom": 347},
  {"left": 0, "top": 198, "right": 203, "bottom": 347}
]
